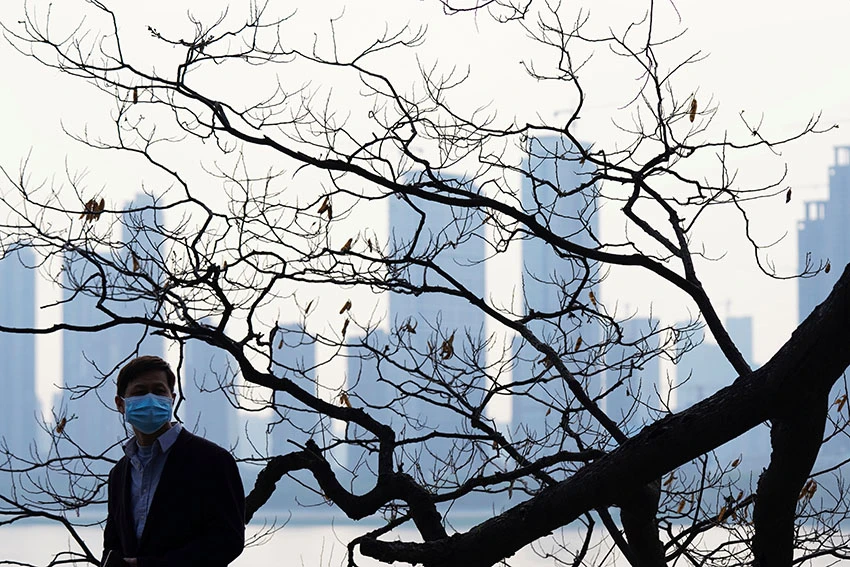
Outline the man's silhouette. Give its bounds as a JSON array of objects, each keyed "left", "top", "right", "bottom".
[{"left": 101, "top": 355, "right": 245, "bottom": 566}]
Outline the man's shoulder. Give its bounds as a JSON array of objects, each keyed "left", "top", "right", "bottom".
[
  {"left": 176, "top": 428, "right": 235, "bottom": 462},
  {"left": 105, "top": 452, "right": 129, "bottom": 488}
]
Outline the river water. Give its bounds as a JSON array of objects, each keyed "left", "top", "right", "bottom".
[
  {"left": 0, "top": 520, "right": 618, "bottom": 566},
  {"left": 0, "top": 519, "right": 843, "bottom": 566}
]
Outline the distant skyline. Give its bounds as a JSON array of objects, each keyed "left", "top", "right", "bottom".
[
  {"left": 1, "top": 1, "right": 849, "bottom": 414},
  {"left": 0, "top": 138, "right": 846, "bottom": 486}
]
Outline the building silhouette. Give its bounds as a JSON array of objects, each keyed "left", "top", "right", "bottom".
[
  {"left": 61, "top": 193, "right": 164, "bottom": 453},
  {"left": 798, "top": 146, "right": 850, "bottom": 476},
  {"left": 675, "top": 317, "right": 752, "bottom": 410},
  {"left": 604, "top": 317, "right": 660, "bottom": 436},
  {"left": 61, "top": 256, "right": 145, "bottom": 452},
  {"left": 180, "top": 339, "right": 237, "bottom": 449},
  {"left": 269, "top": 323, "right": 322, "bottom": 446},
  {"left": 343, "top": 329, "right": 393, "bottom": 493},
  {"left": 249, "top": 323, "right": 321, "bottom": 511},
  {"left": 798, "top": 146, "right": 850, "bottom": 320},
  {"left": 0, "top": 247, "right": 39, "bottom": 460},
  {"left": 674, "top": 317, "right": 766, "bottom": 472},
  {"left": 386, "top": 182, "right": 487, "bottom": 483},
  {"left": 512, "top": 136, "right": 601, "bottom": 440}
]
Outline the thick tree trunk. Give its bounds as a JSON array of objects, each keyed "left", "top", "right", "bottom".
[
  {"left": 619, "top": 481, "right": 667, "bottom": 567},
  {"left": 752, "top": 396, "right": 829, "bottom": 566},
  {"left": 360, "top": 264, "right": 850, "bottom": 567}
]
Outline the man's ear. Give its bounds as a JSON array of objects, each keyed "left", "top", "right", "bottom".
[{"left": 115, "top": 395, "right": 125, "bottom": 415}]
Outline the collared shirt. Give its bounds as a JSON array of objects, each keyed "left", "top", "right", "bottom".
[{"left": 123, "top": 423, "right": 183, "bottom": 541}]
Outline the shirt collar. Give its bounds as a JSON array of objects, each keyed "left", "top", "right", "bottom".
[{"left": 123, "top": 422, "right": 183, "bottom": 459}]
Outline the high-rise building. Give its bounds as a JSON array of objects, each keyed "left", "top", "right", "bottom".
[
  {"left": 512, "top": 136, "right": 601, "bottom": 440},
  {"left": 345, "top": 330, "right": 399, "bottom": 428},
  {"left": 0, "top": 247, "right": 38, "bottom": 457},
  {"left": 604, "top": 317, "right": 661, "bottom": 435},
  {"left": 60, "top": 254, "right": 138, "bottom": 453},
  {"left": 387, "top": 183, "right": 487, "bottom": 482},
  {"left": 244, "top": 323, "right": 320, "bottom": 512},
  {"left": 675, "top": 317, "right": 752, "bottom": 410},
  {"left": 674, "top": 317, "right": 765, "bottom": 472},
  {"left": 798, "top": 146, "right": 850, "bottom": 320},
  {"left": 180, "top": 339, "right": 236, "bottom": 449},
  {"left": 60, "top": 193, "right": 164, "bottom": 453},
  {"left": 269, "top": 324, "right": 321, "bottom": 446},
  {"left": 343, "top": 330, "right": 395, "bottom": 493},
  {"left": 798, "top": 147, "right": 850, "bottom": 475}
]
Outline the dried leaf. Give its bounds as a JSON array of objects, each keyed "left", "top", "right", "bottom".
[
  {"left": 339, "top": 391, "right": 352, "bottom": 408},
  {"left": 545, "top": 407, "right": 552, "bottom": 416},
  {"left": 55, "top": 417, "right": 67, "bottom": 434},
  {"left": 731, "top": 457, "right": 740, "bottom": 468},
  {"left": 278, "top": 337, "right": 284, "bottom": 349},
  {"left": 589, "top": 290, "right": 597, "bottom": 307},
  {"left": 663, "top": 473, "right": 675, "bottom": 487},
  {"left": 785, "top": 187, "right": 792, "bottom": 203},
  {"left": 339, "top": 299, "right": 352, "bottom": 314},
  {"left": 131, "top": 252, "right": 140, "bottom": 272},
  {"left": 717, "top": 505, "right": 728, "bottom": 523},
  {"left": 340, "top": 238, "right": 353, "bottom": 253},
  {"left": 439, "top": 332, "right": 456, "bottom": 360},
  {"left": 367, "top": 238, "right": 373, "bottom": 252},
  {"left": 799, "top": 479, "right": 815, "bottom": 500},
  {"left": 305, "top": 300, "right": 314, "bottom": 315},
  {"left": 317, "top": 197, "right": 330, "bottom": 215},
  {"left": 574, "top": 336, "right": 583, "bottom": 352},
  {"left": 341, "top": 318, "right": 350, "bottom": 337},
  {"left": 132, "top": 87, "right": 138, "bottom": 103},
  {"left": 689, "top": 98, "right": 697, "bottom": 123},
  {"left": 825, "top": 260, "right": 831, "bottom": 274},
  {"left": 676, "top": 499, "right": 687, "bottom": 514},
  {"left": 736, "top": 490, "right": 744, "bottom": 502},
  {"left": 80, "top": 198, "right": 105, "bottom": 223},
  {"left": 401, "top": 321, "right": 417, "bottom": 334}
]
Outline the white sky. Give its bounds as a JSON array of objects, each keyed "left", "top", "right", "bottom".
[{"left": 1, "top": 0, "right": 849, "bottom": 407}]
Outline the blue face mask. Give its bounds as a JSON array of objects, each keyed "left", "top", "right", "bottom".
[{"left": 122, "top": 393, "right": 173, "bottom": 434}]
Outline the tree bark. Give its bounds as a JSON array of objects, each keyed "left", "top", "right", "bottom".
[
  {"left": 359, "top": 264, "right": 850, "bottom": 567},
  {"left": 619, "top": 480, "right": 666, "bottom": 567},
  {"left": 752, "top": 395, "right": 829, "bottom": 566}
]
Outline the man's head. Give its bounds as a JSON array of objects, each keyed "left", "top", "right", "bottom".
[
  {"left": 116, "top": 355, "right": 176, "bottom": 398},
  {"left": 115, "top": 356, "right": 177, "bottom": 441}
]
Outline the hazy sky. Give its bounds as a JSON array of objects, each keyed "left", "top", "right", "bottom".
[{"left": 1, "top": 0, "right": 849, "bottom": 406}]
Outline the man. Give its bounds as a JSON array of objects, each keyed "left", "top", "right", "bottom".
[{"left": 101, "top": 355, "right": 245, "bottom": 566}]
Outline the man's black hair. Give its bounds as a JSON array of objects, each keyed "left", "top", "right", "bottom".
[{"left": 116, "top": 355, "right": 176, "bottom": 397}]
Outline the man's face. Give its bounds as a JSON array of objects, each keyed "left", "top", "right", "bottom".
[{"left": 115, "top": 370, "right": 175, "bottom": 415}]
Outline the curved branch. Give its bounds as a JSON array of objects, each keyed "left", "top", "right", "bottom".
[
  {"left": 359, "top": 263, "right": 850, "bottom": 566},
  {"left": 245, "top": 439, "right": 446, "bottom": 541}
]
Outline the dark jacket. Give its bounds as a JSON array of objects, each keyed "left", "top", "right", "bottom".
[{"left": 102, "top": 428, "right": 245, "bottom": 567}]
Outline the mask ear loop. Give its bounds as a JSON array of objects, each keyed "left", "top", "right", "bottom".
[{"left": 119, "top": 397, "right": 132, "bottom": 437}]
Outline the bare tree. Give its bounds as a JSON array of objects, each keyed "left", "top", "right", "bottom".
[{"left": 0, "top": 1, "right": 849, "bottom": 566}]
